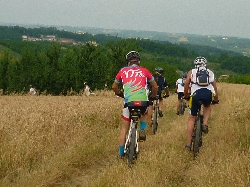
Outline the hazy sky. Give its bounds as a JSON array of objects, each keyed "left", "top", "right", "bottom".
[{"left": 1, "top": 0, "right": 250, "bottom": 38}]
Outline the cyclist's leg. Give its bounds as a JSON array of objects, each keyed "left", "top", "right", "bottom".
[
  {"left": 119, "top": 107, "right": 130, "bottom": 156},
  {"left": 186, "top": 93, "right": 199, "bottom": 146},
  {"left": 177, "top": 92, "right": 183, "bottom": 114},
  {"left": 201, "top": 89, "right": 212, "bottom": 133},
  {"left": 147, "top": 101, "right": 153, "bottom": 125},
  {"left": 158, "top": 96, "right": 164, "bottom": 117},
  {"left": 203, "top": 105, "right": 211, "bottom": 125},
  {"left": 187, "top": 114, "right": 196, "bottom": 145},
  {"left": 139, "top": 106, "right": 149, "bottom": 141},
  {"left": 177, "top": 98, "right": 181, "bottom": 114}
]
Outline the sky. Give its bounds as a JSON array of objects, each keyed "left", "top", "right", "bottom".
[{"left": 1, "top": 0, "right": 250, "bottom": 39}]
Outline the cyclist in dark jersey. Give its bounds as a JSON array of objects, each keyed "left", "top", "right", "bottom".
[
  {"left": 112, "top": 51, "right": 158, "bottom": 158},
  {"left": 148, "top": 67, "right": 169, "bottom": 120}
]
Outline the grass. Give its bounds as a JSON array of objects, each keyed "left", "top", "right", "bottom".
[{"left": 0, "top": 83, "right": 249, "bottom": 187}]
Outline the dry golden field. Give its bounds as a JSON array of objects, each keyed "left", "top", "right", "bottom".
[{"left": 0, "top": 83, "right": 249, "bottom": 187}]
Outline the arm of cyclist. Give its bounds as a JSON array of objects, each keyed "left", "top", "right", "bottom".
[
  {"left": 112, "top": 81, "right": 124, "bottom": 98},
  {"left": 149, "top": 80, "right": 158, "bottom": 100},
  {"left": 211, "top": 79, "right": 219, "bottom": 104},
  {"left": 163, "top": 86, "right": 170, "bottom": 98},
  {"left": 183, "top": 70, "right": 191, "bottom": 100}
]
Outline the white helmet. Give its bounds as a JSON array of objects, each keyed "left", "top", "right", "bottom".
[{"left": 194, "top": 56, "right": 207, "bottom": 68}]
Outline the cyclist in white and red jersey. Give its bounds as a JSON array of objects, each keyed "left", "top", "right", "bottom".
[{"left": 112, "top": 51, "right": 158, "bottom": 158}]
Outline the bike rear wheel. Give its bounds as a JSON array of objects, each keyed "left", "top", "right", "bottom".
[
  {"left": 128, "top": 127, "right": 137, "bottom": 166},
  {"left": 152, "top": 105, "right": 158, "bottom": 134},
  {"left": 179, "top": 100, "right": 185, "bottom": 115},
  {"left": 193, "top": 116, "right": 202, "bottom": 158}
]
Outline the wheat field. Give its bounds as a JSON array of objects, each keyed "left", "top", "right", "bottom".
[{"left": 0, "top": 83, "right": 249, "bottom": 187}]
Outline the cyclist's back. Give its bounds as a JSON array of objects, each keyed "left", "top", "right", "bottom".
[{"left": 115, "top": 65, "right": 153, "bottom": 103}]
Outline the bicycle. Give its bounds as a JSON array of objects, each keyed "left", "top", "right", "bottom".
[
  {"left": 124, "top": 101, "right": 148, "bottom": 167},
  {"left": 191, "top": 100, "right": 219, "bottom": 159},
  {"left": 151, "top": 95, "right": 159, "bottom": 134}
]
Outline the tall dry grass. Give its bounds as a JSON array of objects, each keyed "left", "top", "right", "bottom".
[{"left": 0, "top": 84, "right": 249, "bottom": 187}]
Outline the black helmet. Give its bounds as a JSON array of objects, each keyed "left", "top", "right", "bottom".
[
  {"left": 155, "top": 67, "right": 163, "bottom": 75},
  {"left": 182, "top": 73, "right": 187, "bottom": 78},
  {"left": 126, "top": 51, "right": 140, "bottom": 62}
]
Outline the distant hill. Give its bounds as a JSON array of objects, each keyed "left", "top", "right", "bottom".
[{"left": 55, "top": 25, "right": 250, "bottom": 57}]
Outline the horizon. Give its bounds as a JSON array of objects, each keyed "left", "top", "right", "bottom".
[{"left": 1, "top": 0, "right": 250, "bottom": 39}]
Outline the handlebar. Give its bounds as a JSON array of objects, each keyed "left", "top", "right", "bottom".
[{"left": 149, "top": 95, "right": 159, "bottom": 101}]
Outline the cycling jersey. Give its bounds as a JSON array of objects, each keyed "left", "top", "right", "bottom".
[
  {"left": 114, "top": 65, "right": 154, "bottom": 103},
  {"left": 176, "top": 78, "right": 185, "bottom": 93},
  {"left": 148, "top": 74, "right": 168, "bottom": 95}
]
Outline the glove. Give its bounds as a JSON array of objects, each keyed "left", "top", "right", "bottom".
[
  {"left": 163, "top": 94, "right": 169, "bottom": 98},
  {"left": 212, "top": 100, "right": 219, "bottom": 104},
  {"left": 115, "top": 92, "right": 124, "bottom": 98}
]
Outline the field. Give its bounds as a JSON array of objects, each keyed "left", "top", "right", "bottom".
[{"left": 0, "top": 83, "right": 249, "bottom": 187}]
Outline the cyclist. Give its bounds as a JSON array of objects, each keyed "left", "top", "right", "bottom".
[
  {"left": 184, "top": 56, "right": 219, "bottom": 149},
  {"left": 148, "top": 67, "right": 169, "bottom": 119},
  {"left": 175, "top": 73, "right": 187, "bottom": 115},
  {"left": 112, "top": 51, "right": 158, "bottom": 158},
  {"left": 29, "top": 85, "right": 38, "bottom": 95},
  {"left": 84, "top": 82, "right": 90, "bottom": 96}
]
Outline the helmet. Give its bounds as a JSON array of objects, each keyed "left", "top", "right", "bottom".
[
  {"left": 182, "top": 73, "right": 187, "bottom": 78},
  {"left": 126, "top": 51, "right": 140, "bottom": 62},
  {"left": 155, "top": 67, "right": 163, "bottom": 75},
  {"left": 194, "top": 56, "right": 207, "bottom": 67},
  {"left": 84, "top": 82, "right": 87, "bottom": 85}
]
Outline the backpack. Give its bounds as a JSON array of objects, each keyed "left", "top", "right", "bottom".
[{"left": 196, "top": 66, "right": 209, "bottom": 86}]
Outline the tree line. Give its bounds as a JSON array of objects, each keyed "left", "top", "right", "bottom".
[{"left": 0, "top": 38, "right": 187, "bottom": 95}]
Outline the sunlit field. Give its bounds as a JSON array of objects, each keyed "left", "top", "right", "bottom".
[{"left": 0, "top": 83, "right": 249, "bottom": 187}]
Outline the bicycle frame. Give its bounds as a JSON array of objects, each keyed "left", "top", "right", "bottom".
[{"left": 124, "top": 108, "right": 141, "bottom": 166}]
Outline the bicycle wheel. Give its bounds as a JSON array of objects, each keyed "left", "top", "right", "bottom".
[
  {"left": 179, "top": 100, "right": 185, "bottom": 115},
  {"left": 193, "top": 116, "right": 201, "bottom": 157},
  {"left": 152, "top": 105, "right": 158, "bottom": 134},
  {"left": 128, "top": 127, "right": 137, "bottom": 166}
]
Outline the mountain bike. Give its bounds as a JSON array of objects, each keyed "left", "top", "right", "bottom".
[
  {"left": 124, "top": 101, "right": 148, "bottom": 167},
  {"left": 191, "top": 100, "right": 219, "bottom": 159},
  {"left": 151, "top": 95, "right": 159, "bottom": 134},
  {"left": 179, "top": 96, "right": 186, "bottom": 115}
]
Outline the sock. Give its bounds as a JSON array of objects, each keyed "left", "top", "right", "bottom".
[
  {"left": 119, "top": 145, "right": 125, "bottom": 156},
  {"left": 140, "top": 121, "right": 147, "bottom": 131}
]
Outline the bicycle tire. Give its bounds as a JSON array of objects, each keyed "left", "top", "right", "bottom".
[
  {"left": 193, "top": 116, "right": 201, "bottom": 157},
  {"left": 179, "top": 100, "right": 185, "bottom": 115},
  {"left": 128, "top": 127, "right": 136, "bottom": 166},
  {"left": 152, "top": 105, "right": 158, "bottom": 134}
]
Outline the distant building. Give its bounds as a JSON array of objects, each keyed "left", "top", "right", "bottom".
[{"left": 178, "top": 37, "right": 188, "bottom": 42}]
